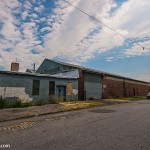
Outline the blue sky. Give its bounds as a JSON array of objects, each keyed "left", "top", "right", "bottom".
[{"left": 0, "top": 0, "right": 150, "bottom": 81}]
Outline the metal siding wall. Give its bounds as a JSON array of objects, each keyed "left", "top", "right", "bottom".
[
  {"left": 54, "top": 80, "right": 78, "bottom": 101},
  {"left": 36, "top": 59, "right": 77, "bottom": 75},
  {"left": 36, "top": 59, "right": 63, "bottom": 74},
  {"left": 0, "top": 74, "right": 33, "bottom": 101},
  {"left": 84, "top": 72, "right": 102, "bottom": 82},
  {"left": 0, "top": 74, "right": 78, "bottom": 102}
]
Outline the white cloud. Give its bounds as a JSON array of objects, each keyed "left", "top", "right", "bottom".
[
  {"left": 0, "top": 0, "right": 44, "bottom": 70},
  {"left": 46, "top": 0, "right": 150, "bottom": 63},
  {"left": 106, "top": 57, "right": 114, "bottom": 61},
  {"left": 34, "top": 5, "right": 44, "bottom": 12},
  {"left": 22, "top": 11, "right": 28, "bottom": 20},
  {"left": 34, "top": 7, "right": 39, "bottom": 12},
  {"left": 40, "top": 27, "right": 52, "bottom": 32},
  {"left": 0, "top": 0, "right": 150, "bottom": 81},
  {"left": 136, "top": 75, "right": 150, "bottom": 82},
  {"left": 124, "top": 41, "right": 150, "bottom": 56},
  {"left": 43, "top": 0, "right": 116, "bottom": 63},
  {"left": 22, "top": 1, "right": 32, "bottom": 10},
  {"left": 30, "top": 13, "right": 38, "bottom": 18}
]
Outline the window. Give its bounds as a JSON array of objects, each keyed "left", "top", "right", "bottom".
[
  {"left": 49, "top": 81, "right": 55, "bottom": 95},
  {"left": 32, "top": 80, "right": 40, "bottom": 95}
]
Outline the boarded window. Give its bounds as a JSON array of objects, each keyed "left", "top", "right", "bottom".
[
  {"left": 32, "top": 80, "right": 40, "bottom": 95},
  {"left": 49, "top": 81, "right": 55, "bottom": 95},
  {"left": 67, "top": 82, "right": 72, "bottom": 95}
]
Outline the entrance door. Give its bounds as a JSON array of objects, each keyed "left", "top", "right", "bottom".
[
  {"left": 57, "top": 86, "right": 66, "bottom": 101},
  {"left": 133, "top": 88, "right": 136, "bottom": 96}
]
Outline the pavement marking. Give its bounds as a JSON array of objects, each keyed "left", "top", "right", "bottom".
[{"left": 0, "top": 121, "right": 36, "bottom": 132}]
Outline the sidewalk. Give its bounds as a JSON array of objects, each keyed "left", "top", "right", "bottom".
[{"left": 0, "top": 99, "right": 129, "bottom": 122}]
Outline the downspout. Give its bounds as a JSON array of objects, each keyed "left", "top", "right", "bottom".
[{"left": 123, "top": 78, "right": 126, "bottom": 97}]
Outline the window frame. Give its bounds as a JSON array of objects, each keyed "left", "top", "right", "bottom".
[
  {"left": 32, "top": 80, "right": 40, "bottom": 95},
  {"left": 49, "top": 81, "right": 55, "bottom": 96}
]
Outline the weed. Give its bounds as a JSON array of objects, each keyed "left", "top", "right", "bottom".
[
  {"left": 49, "top": 99, "right": 59, "bottom": 104},
  {"left": 112, "top": 96, "right": 146, "bottom": 101},
  {"left": 12, "top": 100, "right": 22, "bottom": 108},
  {"left": 34, "top": 100, "right": 45, "bottom": 106},
  {"left": 21, "top": 101, "right": 33, "bottom": 107},
  {"left": 0, "top": 96, "right": 6, "bottom": 109}
]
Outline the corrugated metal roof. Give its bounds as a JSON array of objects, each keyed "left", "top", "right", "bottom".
[
  {"left": 53, "top": 69, "right": 79, "bottom": 78},
  {"left": 44, "top": 58, "right": 84, "bottom": 69},
  {"left": 45, "top": 59, "right": 150, "bottom": 84},
  {"left": 0, "top": 70, "right": 77, "bottom": 79}
]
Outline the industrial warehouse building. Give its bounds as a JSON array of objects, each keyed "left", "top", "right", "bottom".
[
  {"left": 0, "top": 70, "right": 78, "bottom": 102},
  {"left": 37, "top": 59, "right": 150, "bottom": 100},
  {"left": 0, "top": 59, "right": 149, "bottom": 102}
]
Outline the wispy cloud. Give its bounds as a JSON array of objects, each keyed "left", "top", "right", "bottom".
[
  {"left": 0, "top": 0, "right": 150, "bottom": 78},
  {"left": 124, "top": 41, "right": 150, "bottom": 56}
]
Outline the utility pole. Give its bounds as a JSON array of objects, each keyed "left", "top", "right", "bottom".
[{"left": 33, "top": 63, "right": 35, "bottom": 72}]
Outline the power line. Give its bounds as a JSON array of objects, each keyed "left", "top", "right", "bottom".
[{"left": 63, "top": 0, "right": 145, "bottom": 50}]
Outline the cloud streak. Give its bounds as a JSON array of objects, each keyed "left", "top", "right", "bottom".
[{"left": 0, "top": 0, "right": 150, "bottom": 81}]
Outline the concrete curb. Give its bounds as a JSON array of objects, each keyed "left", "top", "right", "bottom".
[{"left": 0, "top": 100, "right": 130, "bottom": 123}]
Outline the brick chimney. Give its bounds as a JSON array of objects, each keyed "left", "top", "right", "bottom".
[{"left": 11, "top": 62, "right": 19, "bottom": 72}]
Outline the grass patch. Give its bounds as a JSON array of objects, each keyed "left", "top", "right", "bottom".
[
  {"left": 112, "top": 96, "right": 146, "bottom": 101},
  {"left": 60, "top": 100, "right": 104, "bottom": 110}
]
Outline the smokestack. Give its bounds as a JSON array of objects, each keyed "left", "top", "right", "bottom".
[{"left": 11, "top": 62, "right": 19, "bottom": 72}]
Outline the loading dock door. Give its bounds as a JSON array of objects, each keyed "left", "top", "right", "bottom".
[
  {"left": 84, "top": 73, "right": 102, "bottom": 100},
  {"left": 84, "top": 82, "right": 102, "bottom": 99}
]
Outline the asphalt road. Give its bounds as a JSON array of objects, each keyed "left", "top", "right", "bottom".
[{"left": 0, "top": 100, "right": 150, "bottom": 150}]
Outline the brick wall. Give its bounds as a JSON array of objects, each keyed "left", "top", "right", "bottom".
[
  {"left": 102, "top": 76, "right": 150, "bottom": 98},
  {"left": 125, "top": 81, "right": 149, "bottom": 97},
  {"left": 78, "top": 70, "right": 84, "bottom": 100},
  {"left": 11, "top": 62, "right": 19, "bottom": 72},
  {"left": 102, "top": 78, "right": 124, "bottom": 98}
]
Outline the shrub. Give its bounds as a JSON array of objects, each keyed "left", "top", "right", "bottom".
[
  {"left": 0, "top": 96, "right": 6, "bottom": 109},
  {"left": 21, "top": 101, "right": 33, "bottom": 107},
  {"left": 0, "top": 97, "right": 34, "bottom": 109},
  {"left": 12, "top": 99, "right": 22, "bottom": 108},
  {"left": 34, "top": 100, "right": 45, "bottom": 106}
]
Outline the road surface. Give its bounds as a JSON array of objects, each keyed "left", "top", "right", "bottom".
[{"left": 0, "top": 100, "right": 150, "bottom": 150}]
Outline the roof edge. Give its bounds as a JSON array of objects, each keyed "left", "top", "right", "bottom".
[{"left": 0, "top": 70, "right": 78, "bottom": 79}]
